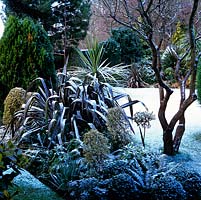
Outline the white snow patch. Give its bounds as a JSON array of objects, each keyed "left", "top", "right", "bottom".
[{"left": 114, "top": 87, "right": 201, "bottom": 174}]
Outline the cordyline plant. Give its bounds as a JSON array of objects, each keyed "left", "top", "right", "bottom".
[
  {"left": 70, "top": 38, "right": 130, "bottom": 86},
  {"left": 101, "top": 0, "right": 201, "bottom": 155},
  {"left": 3, "top": 72, "right": 145, "bottom": 150}
]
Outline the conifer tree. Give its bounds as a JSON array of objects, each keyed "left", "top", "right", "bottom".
[
  {"left": 0, "top": 15, "right": 56, "bottom": 109},
  {"left": 51, "top": 0, "right": 91, "bottom": 63},
  {"left": 2, "top": 0, "right": 91, "bottom": 63},
  {"left": 2, "top": 0, "right": 54, "bottom": 30},
  {"left": 197, "top": 65, "right": 201, "bottom": 102}
]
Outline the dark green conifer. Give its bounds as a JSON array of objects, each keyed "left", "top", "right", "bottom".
[
  {"left": 197, "top": 64, "right": 201, "bottom": 103},
  {"left": 0, "top": 16, "right": 56, "bottom": 111}
]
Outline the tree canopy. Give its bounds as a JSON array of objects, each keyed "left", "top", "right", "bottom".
[
  {"left": 2, "top": 0, "right": 91, "bottom": 62},
  {"left": 2, "top": 0, "right": 54, "bottom": 30},
  {"left": 51, "top": 0, "right": 91, "bottom": 61}
]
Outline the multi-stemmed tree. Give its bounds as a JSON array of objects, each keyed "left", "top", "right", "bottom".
[{"left": 100, "top": 0, "right": 201, "bottom": 155}]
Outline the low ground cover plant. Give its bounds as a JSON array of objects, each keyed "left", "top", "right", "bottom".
[{"left": 0, "top": 140, "right": 28, "bottom": 200}]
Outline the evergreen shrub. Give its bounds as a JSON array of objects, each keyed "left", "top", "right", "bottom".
[
  {"left": 0, "top": 15, "right": 56, "bottom": 114},
  {"left": 161, "top": 21, "right": 189, "bottom": 85},
  {"left": 196, "top": 40, "right": 201, "bottom": 103},
  {"left": 3, "top": 87, "right": 26, "bottom": 125},
  {"left": 102, "top": 27, "right": 146, "bottom": 66},
  {"left": 197, "top": 64, "right": 201, "bottom": 103}
]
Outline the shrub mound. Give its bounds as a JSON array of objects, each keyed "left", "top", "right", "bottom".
[
  {"left": 3, "top": 87, "right": 26, "bottom": 125},
  {"left": 24, "top": 144, "right": 201, "bottom": 200}
]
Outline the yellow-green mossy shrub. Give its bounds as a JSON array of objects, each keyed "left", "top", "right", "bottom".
[
  {"left": 106, "top": 107, "right": 134, "bottom": 150},
  {"left": 3, "top": 87, "right": 26, "bottom": 125},
  {"left": 83, "top": 129, "right": 110, "bottom": 164}
]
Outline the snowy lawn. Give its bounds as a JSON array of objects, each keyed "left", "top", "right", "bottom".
[{"left": 114, "top": 87, "right": 201, "bottom": 174}]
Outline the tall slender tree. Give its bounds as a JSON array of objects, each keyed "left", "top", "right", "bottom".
[{"left": 51, "top": 0, "right": 91, "bottom": 64}]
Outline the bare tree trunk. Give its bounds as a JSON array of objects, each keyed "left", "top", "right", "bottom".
[
  {"left": 158, "top": 0, "right": 199, "bottom": 155},
  {"left": 173, "top": 114, "right": 185, "bottom": 153},
  {"left": 163, "top": 128, "right": 174, "bottom": 155},
  {"left": 158, "top": 86, "right": 174, "bottom": 155}
]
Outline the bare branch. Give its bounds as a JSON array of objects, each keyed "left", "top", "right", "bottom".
[{"left": 146, "top": 0, "right": 153, "bottom": 12}]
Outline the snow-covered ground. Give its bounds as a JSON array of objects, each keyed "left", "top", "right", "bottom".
[{"left": 114, "top": 88, "right": 201, "bottom": 174}]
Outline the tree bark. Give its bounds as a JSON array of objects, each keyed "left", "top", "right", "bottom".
[
  {"left": 173, "top": 114, "right": 185, "bottom": 153},
  {"left": 158, "top": 86, "right": 174, "bottom": 155},
  {"left": 163, "top": 128, "right": 174, "bottom": 155}
]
